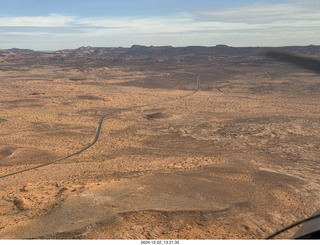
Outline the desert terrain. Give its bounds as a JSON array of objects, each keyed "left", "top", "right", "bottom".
[{"left": 1, "top": 45, "right": 320, "bottom": 239}]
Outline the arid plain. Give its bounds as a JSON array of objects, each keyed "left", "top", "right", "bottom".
[{"left": 1, "top": 46, "right": 320, "bottom": 239}]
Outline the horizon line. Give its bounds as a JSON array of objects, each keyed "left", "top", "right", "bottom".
[{"left": 2, "top": 43, "right": 320, "bottom": 52}]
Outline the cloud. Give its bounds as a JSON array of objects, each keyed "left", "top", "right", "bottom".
[
  {"left": 0, "top": 0, "right": 320, "bottom": 50},
  {"left": 0, "top": 14, "right": 75, "bottom": 27},
  {"left": 0, "top": 14, "right": 122, "bottom": 38},
  {"left": 195, "top": 0, "right": 320, "bottom": 24},
  {"left": 189, "top": 0, "right": 320, "bottom": 46}
]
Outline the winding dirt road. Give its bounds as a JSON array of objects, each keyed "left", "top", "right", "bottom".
[{"left": 0, "top": 70, "right": 201, "bottom": 179}]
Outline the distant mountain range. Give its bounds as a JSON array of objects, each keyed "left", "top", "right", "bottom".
[
  {"left": 1, "top": 45, "right": 320, "bottom": 68},
  {"left": 1, "top": 44, "right": 320, "bottom": 57}
]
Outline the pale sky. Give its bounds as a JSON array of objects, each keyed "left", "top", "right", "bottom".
[{"left": 0, "top": 0, "right": 319, "bottom": 50}]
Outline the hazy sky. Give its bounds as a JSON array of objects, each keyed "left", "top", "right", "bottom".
[{"left": 0, "top": 0, "right": 319, "bottom": 50}]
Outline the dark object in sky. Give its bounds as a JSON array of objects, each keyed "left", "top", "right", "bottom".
[{"left": 264, "top": 50, "right": 320, "bottom": 74}]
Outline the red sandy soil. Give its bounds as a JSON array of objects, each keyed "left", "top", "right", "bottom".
[{"left": 1, "top": 48, "right": 320, "bottom": 239}]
